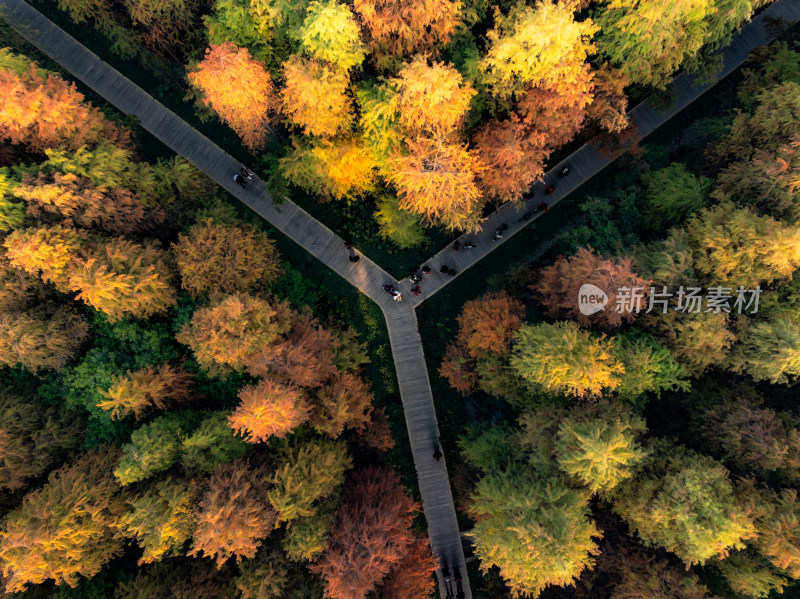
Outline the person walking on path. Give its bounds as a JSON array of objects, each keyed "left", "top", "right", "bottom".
[
  {"left": 545, "top": 184, "right": 555, "bottom": 195},
  {"left": 464, "top": 241, "right": 475, "bottom": 249},
  {"left": 412, "top": 285, "right": 421, "bottom": 296},
  {"left": 421, "top": 266, "right": 431, "bottom": 275},
  {"left": 453, "top": 240, "right": 461, "bottom": 251},
  {"left": 538, "top": 201, "right": 548, "bottom": 211},
  {"left": 345, "top": 241, "right": 360, "bottom": 263},
  {"left": 240, "top": 166, "right": 254, "bottom": 181},
  {"left": 558, "top": 165, "right": 570, "bottom": 177},
  {"left": 433, "top": 444, "right": 442, "bottom": 460},
  {"left": 233, "top": 173, "right": 247, "bottom": 187}
]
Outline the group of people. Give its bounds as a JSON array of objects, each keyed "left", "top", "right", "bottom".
[
  {"left": 452, "top": 240, "right": 476, "bottom": 251},
  {"left": 383, "top": 283, "right": 403, "bottom": 302},
  {"left": 442, "top": 564, "right": 466, "bottom": 599}
]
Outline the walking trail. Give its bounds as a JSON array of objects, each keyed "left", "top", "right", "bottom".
[{"left": 1, "top": 0, "right": 797, "bottom": 596}]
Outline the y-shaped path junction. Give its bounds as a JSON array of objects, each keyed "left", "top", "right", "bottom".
[{"left": 2, "top": 0, "right": 798, "bottom": 596}]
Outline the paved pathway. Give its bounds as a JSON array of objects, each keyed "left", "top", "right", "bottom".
[{"left": 1, "top": 1, "right": 797, "bottom": 596}]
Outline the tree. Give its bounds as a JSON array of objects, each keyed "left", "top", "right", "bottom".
[
  {"left": 697, "top": 393, "right": 800, "bottom": 481},
  {"left": 0, "top": 306, "right": 89, "bottom": 372},
  {"left": 114, "top": 558, "right": 237, "bottom": 599},
  {"left": 536, "top": 247, "right": 651, "bottom": 329},
  {"left": 387, "top": 136, "right": 484, "bottom": 232},
  {"left": 478, "top": 1, "right": 597, "bottom": 99},
  {"left": 176, "top": 293, "right": 293, "bottom": 374},
  {"left": 299, "top": 0, "right": 366, "bottom": 71},
  {"left": 468, "top": 471, "right": 600, "bottom": 597},
  {"left": 310, "top": 371, "right": 374, "bottom": 438},
  {"left": 609, "top": 549, "right": 720, "bottom": 599},
  {"left": 3, "top": 224, "right": 86, "bottom": 290},
  {"left": 279, "top": 136, "right": 378, "bottom": 200},
  {"left": 472, "top": 116, "right": 548, "bottom": 202},
  {"left": 0, "top": 391, "right": 82, "bottom": 491},
  {"left": 392, "top": 56, "right": 475, "bottom": 138},
  {"left": 118, "top": 478, "right": 197, "bottom": 564},
  {"left": 716, "top": 550, "right": 788, "bottom": 599},
  {"left": 268, "top": 439, "right": 351, "bottom": 524},
  {"left": 0, "top": 60, "right": 122, "bottom": 152},
  {"left": 447, "top": 292, "right": 525, "bottom": 366},
  {"left": 97, "top": 362, "right": 193, "bottom": 420},
  {"left": 751, "top": 488, "right": 800, "bottom": 579},
  {"left": 555, "top": 404, "right": 647, "bottom": 493},
  {"left": 188, "top": 43, "right": 277, "bottom": 150},
  {"left": 372, "top": 536, "right": 437, "bottom": 599},
  {"left": 280, "top": 55, "right": 352, "bottom": 137},
  {"left": 68, "top": 237, "right": 178, "bottom": 321},
  {"left": 510, "top": 321, "right": 624, "bottom": 398},
  {"left": 172, "top": 218, "right": 282, "bottom": 296},
  {"left": 312, "top": 468, "right": 418, "bottom": 599},
  {"left": 246, "top": 311, "right": 338, "bottom": 387},
  {"left": 374, "top": 194, "right": 425, "bottom": 248},
  {"left": 0, "top": 450, "right": 126, "bottom": 592},
  {"left": 284, "top": 500, "right": 337, "bottom": 561},
  {"left": 14, "top": 171, "right": 149, "bottom": 235},
  {"left": 610, "top": 441, "right": 755, "bottom": 566},
  {"left": 641, "top": 164, "right": 712, "bottom": 230},
  {"left": 729, "top": 317, "right": 800, "bottom": 384},
  {"left": 613, "top": 333, "right": 689, "bottom": 400},
  {"left": 114, "top": 414, "right": 186, "bottom": 485},
  {"left": 191, "top": 460, "right": 276, "bottom": 566},
  {"left": 228, "top": 379, "right": 311, "bottom": 443},
  {"left": 0, "top": 254, "right": 44, "bottom": 312},
  {"left": 516, "top": 65, "right": 595, "bottom": 149},
  {"left": 687, "top": 202, "right": 800, "bottom": 288},
  {"left": 356, "top": 82, "right": 403, "bottom": 164},
  {"left": 234, "top": 553, "right": 289, "bottom": 599},
  {"left": 595, "top": 0, "right": 715, "bottom": 88},
  {"left": 181, "top": 411, "right": 248, "bottom": 473},
  {"left": 352, "top": 0, "right": 461, "bottom": 69},
  {"left": 586, "top": 63, "right": 630, "bottom": 133}
]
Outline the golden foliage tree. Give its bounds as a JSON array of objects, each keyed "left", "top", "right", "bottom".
[
  {"left": 0, "top": 450, "right": 126, "bottom": 592},
  {"left": 228, "top": 379, "right": 311, "bottom": 443},
  {"left": 188, "top": 42, "right": 277, "bottom": 150},
  {"left": 0, "top": 306, "right": 89, "bottom": 372},
  {"left": 97, "top": 362, "right": 194, "bottom": 420},
  {"left": 479, "top": 0, "right": 597, "bottom": 99},
  {"left": 387, "top": 137, "right": 485, "bottom": 232},
  {"left": 0, "top": 255, "right": 44, "bottom": 313},
  {"left": 191, "top": 460, "right": 276, "bottom": 566},
  {"left": 3, "top": 224, "right": 86, "bottom": 290},
  {"left": 299, "top": 0, "right": 366, "bottom": 71},
  {"left": 0, "top": 60, "right": 123, "bottom": 152},
  {"left": 280, "top": 55, "right": 352, "bottom": 137},
  {"left": 176, "top": 293, "right": 293, "bottom": 374},
  {"left": 392, "top": 56, "right": 476, "bottom": 138},
  {"left": 68, "top": 237, "right": 178, "bottom": 321},
  {"left": 352, "top": 0, "right": 461, "bottom": 68},
  {"left": 172, "top": 218, "right": 282, "bottom": 296}
]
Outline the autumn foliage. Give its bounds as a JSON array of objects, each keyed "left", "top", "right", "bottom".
[
  {"left": 228, "top": 379, "right": 311, "bottom": 443},
  {"left": 313, "top": 467, "right": 421, "bottom": 599},
  {"left": 188, "top": 43, "right": 277, "bottom": 150},
  {"left": 97, "top": 362, "right": 194, "bottom": 420}
]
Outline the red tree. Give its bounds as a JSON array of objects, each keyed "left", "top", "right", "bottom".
[
  {"left": 371, "top": 536, "right": 438, "bottom": 599},
  {"left": 312, "top": 467, "right": 419, "bottom": 599}
]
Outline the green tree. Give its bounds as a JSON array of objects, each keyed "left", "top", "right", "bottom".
[
  {"left": 510, "top": 321, "right": 624, "bottom": 398},
  {"left": 118, "top": 478, "right": 197, "bottom": 564},
  {"left": 283, "top": 500, "right": 337, "bottom": 562},
  {"left": 268, "top": 439, "right": 352, "bottom": 524},
  {"left": 641, "top": 163, "right": 712, "bottom": 229},
  {"left": 555, "top": 404, "right": 648, "bottom": 493},
  {"left": 114, "top": 413, "right": 188, "bottom": 485},
  {"left": 716, "top": 550, "right": 789, "bottom": 599},
  {"left": 728, "top": 317, "right": 800, "bottom": 384},
  {"left": 374, "top": 194, "right": 425, "bottom": 248},
  {"left": 469, "top": 471, "right": 600, "bottom": 597},
  {"left": 181, "top": 411, "right": 248, "bottom": 473},
  {"left": 610, "top": 441, "right": 755, "bottom": 566},
  {"left": 613, "top": 333, "right": 689, "bottom": 400}
]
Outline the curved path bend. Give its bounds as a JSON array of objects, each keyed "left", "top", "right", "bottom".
[{"left": 1, "top": 1, "right": 797, "bottom": 596}]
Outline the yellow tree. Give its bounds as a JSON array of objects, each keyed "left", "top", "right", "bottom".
[
  {"left": 228, "top": 379, "right": 311, "bottom": 443},
  {"left": 392, "top": 56, "right": 476, "bottom": 138},
  {"left": 279, "top": 136, "right": 378, "bottom": 200},
  {"left": 188, "top": 42, "right": 277, "bottom": 150},
  {"left": 97, "top": 362, "right": 194, "bottom": 420},
  {"left": 387, "top": 137, "right": 485, "bottom": 232},
  {"left": 3, "top": 224, "right": 86, "bottom": 291},
  {"left": 299, "top": 0, "right": 366, "bottom": 71},
  {"left": 68, "top": 237, "right": 178, "bottom": 321},
  {"left": 479, "top": 0, "right": 598, "bottom": 99},
  {"left": 280, "top": 55, "right": 352, "bottom": 137},
  {"left": 0, "top": 307, "right": 89, "bottom": 372}
]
